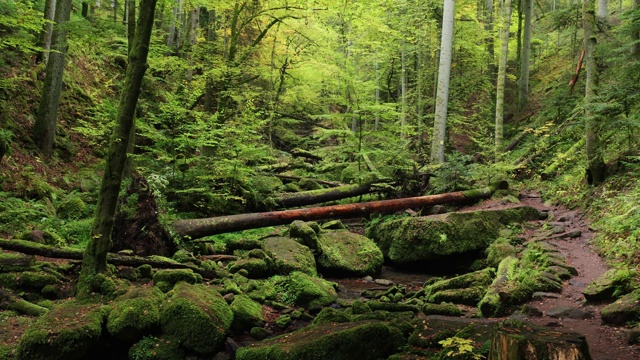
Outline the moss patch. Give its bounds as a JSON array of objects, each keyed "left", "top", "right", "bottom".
[
  {"left": 236, "top": 320, "right": 404, "bottom": 360},
  {"left": 261, "top": 236, "right": 317, "bottom": 276},
  {"left": 316, "top": 230, "right": 384, "bottom": 277},
  {"left": 367, "top": 206, "right": 539, "bottom": 264},
  {"left": 272, "top": 271, "right": 338, "bottom": 309},
  {"left": 106, "top": 286, "right": 164, "bottom": 342},
  {"left": 230, "top": 294, "right": 265, "bottom": 333},
  {"left": 15, "top": 301, "right": 108, "bottom": 360},
  {"left": 160, "top": 282, "right": 233, "bottom": 354},
  {"left": 128, "top": 335, "right": 184, "bottom": 360}
]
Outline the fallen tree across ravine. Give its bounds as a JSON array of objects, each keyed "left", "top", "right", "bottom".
[{"left": 173, "top": 181, "right": 509, "bottom": 240}]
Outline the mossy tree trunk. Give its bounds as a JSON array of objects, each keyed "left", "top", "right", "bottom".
[
  {"left": 632, "top": 0, "right": 639, "bottom": 57},
  {"left": 36, "top": 0, "right": 57, "bottom": 64},
  {"left": 495, "top": 0, "right": 513, "bottom": 157},
  {"left": 32, "top": 0, "right": 72, "bottom": 158},
  {"left": 77, "top": 0, "right": 158, "bottom": 298},
  {"left": 583, "top": 0, "right": 607, "bottom": 185}
]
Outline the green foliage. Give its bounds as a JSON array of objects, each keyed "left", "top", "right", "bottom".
[
  {"left": 437, "top": 337, "right": 485, "bottom": 360},
  {"left": 0, "top": 0, "right": 45, "bottom": 54}
]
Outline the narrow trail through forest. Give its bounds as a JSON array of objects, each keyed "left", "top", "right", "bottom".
[{"left": 338, "top": 192, "right": 640, "bottom": 360}]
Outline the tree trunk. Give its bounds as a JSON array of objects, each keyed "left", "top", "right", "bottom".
[
  {"left": 485, "top": 0, "right": 496, "bottom": 80},
  {"left": 127, "top": 0, "right": 136, "bottom": 54},
  {"left": 273, "top": 182, "right": 379, "bottom": 209},
  {"left": 583, "top": 0, "right": 607, "bottom": 184},
  {"left": 36, "top": 0, "right": 57, "bottom": 64},
  {"left": 632, "top": 0, "right": 639, "bottom": 57},
  {"left": 430, "top": 0, "right": 455, "bottom": 164},
  {"left": 495, "top": 0, "right": 513, "bottom": 156},
  {"left": 489, "top": 322, "right": 591, "bottom": 360},
  {"left": 32, "top": 0, "right": 72, "bottom": 158},
  {"left": 518, "top": 0, "right": 533, "bottom": 110},
  {"left": 173, "top": 182, "right": 508, "bottom": 240},
  {"left": 78, "top": 0, "right": 158, "bottom": 297}
]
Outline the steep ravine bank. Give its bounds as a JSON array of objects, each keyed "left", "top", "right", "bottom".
[{"left": 1, "top": 193, "right": 639, "bottom": 359}]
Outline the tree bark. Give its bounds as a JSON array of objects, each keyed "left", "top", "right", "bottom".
[
  {"left": 273, "top": 182, "right": 379, "bottom": 209},
  {"left": 568, "top": 49, "right": 585, "bottom": 94},
  {"left": 632, "top": 0, "right": 639, "bottom": 57},
  {"left": 583, "top": 0, "right": 607, "bottom": 184},
  {"left": 495, "top": 0, "right": 513, "bottom": 156},
  {"left": 173, "top": 182, "right": 508, "bottom": 240},
  {"left": 32, "top": 0, "right": 72, "bottom": 158},
  {"left": 78, "top": 0, "right": 158, "bottom": 297},
  {"left": 127, "top": 0, "right": 136, "bottom": 54},
  {"left": 430, "top": 0, "right": 455, "bottom": 164},
  {"left": 518, "top": 0, "right": 533, "bottom": 110},
  {"left": 36, "top": 0, "right": 57, "bottom": 64}
]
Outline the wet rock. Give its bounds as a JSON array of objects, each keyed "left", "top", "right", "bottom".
[
  {"left": 250, "top": 327, "right": 273, "bottom": 340},
  {"left": 532, "top": 291, "right": 560, "bottom": 300},
  {"left": 106, "top": 287, "right": 164, "bottom": 343},
  {"left": 547, "top": 306, "right": 594, "bottom": 319},
  {"left": 522, "top": 304, "right": 543, "bottom": 317},
  {"left": 261, "top": 236, "right": 317, "bottom": 276},
  {"left": 628, "top": 327, "right": 640, "bottom": 345},
  {"left": 375, "top": 279, "right": 393, "bottom": 286},
  {"left": 223, "top": 293, "right": 235, "bottom": 304},
  {"left": 230, "top": 295, "right": 265, "bottom": 333}
]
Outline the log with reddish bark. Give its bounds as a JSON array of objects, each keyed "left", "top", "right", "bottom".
[
  {"left": 273, "top": 182, "right": 381, "bottom": 208},
  {"left": 173, "top": 181, "right": 508, "bottom": 240}
]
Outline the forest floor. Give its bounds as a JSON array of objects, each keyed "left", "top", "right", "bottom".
[{"left": 343, "top": 192, "right": 640, "bottom": 360}]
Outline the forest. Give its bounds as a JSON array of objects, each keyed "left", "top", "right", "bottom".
[{"left": 0, "top": 0, "right": 639, "bottom": 359}]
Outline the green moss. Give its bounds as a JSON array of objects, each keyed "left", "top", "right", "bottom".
[
  {"left": 106, "top": 287, "right": 164, "bottom": 342},
  {"left": 160, "top": 283, "right": 233, "bottom": 354},
  {"left": 479, "top": 256, "right": 519, "bottom": 317},
  {"left": 312, "top": 307, "right": 352, "bottom": 325},
  {"left": 261, "top": 237, "right": 317, "bottom": 276},
  {"left": 316, "top": 231, "right": 384, "bottom": 277},
  {"left": 289, "top": 220, "right": 319, "bottom": 252},
  {"left": 367, "top": 207, "right": 539, "bottom": 264},
  {"left": 485, "top": 237, "right": 517, "bottom": 268},
  {"left": 367, "top": 301, "right": 420, "bottom": 313},
  {"left": 583, "top": 268, "right": 637, "bottom": 301},
  {"left": 15, "top": 301, "right": 108, "bottom": 360},
  {"left": 422, "top": 302, "right": 461, "bottom": 316},
  {"left": 600, "top": 289, "right": 640, "bottom": 325},
  {"left": 152, "top": 269, "right": 202, "bottom": 291},
  {"left": 424, "top": 268, "right": 495, "bottom": 294},
  {"left": 351, "top": 300, "right": 372, "bottom": 314},
  {"left": 0, "top": 252, "right": 35, "bottom": 272},
  {"left": 137, "top": 265, "right": 153, "bottom": 278},
  {"left": 128, "top": 335, "right": 184, "bottom": 360},
  {"left": 229, "top": 258, "right": 271, "bottom": 278},
  {"left": 298, "top": 178, "right": 322, "bottom": 190},
  {"left": 227, "top": 238, "right": 262, "bottom": 252},
  {"left": 56, "top": 196, "right": 87, "bottom": 220},
  {"left": 236, "top": 321, "right": 404, "bottom": 360},
  {"left": 230, "top": 294, "right": 265, "bottom": 333},
  {"left": 272, "top": 272, "right": 338, "bottom": 309},
  {"left": 275, "top": 314, "right": 293, "bottom": 328}
]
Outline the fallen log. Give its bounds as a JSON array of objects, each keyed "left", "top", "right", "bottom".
[
  {"left": 173, "top": 181, "right": 508, "bottom": 240},
  {"left": 273, "top": 182, "right": 381, "bottom": 208},
  {"left": 0, "top": 239, "right": 203, "bottom": 273},
  {"left": 268, "top": 174, "right": 343, "bottom": 187}
]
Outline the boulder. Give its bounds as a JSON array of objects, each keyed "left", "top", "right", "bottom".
[
  {"left": 152, "top": 268, "right": 202, "bottom": 292},
  {"left": 601, "top": 289, "right": 640, "bottom": 325},
  {"left": 230, "top": 294, "right": 265, "bottom": 333},
  {"left": 236, "top": 321, "right": 404, "bottom": 360},
  {"left": 106, "top": 287, "right": 164, "bottom": 343},
  {"left": 160, "top": 283, "right": 233, "bottom": 354},
  {"left": 128, "top": 335, "right": 184, "bottom": 360},
  {"left": 261, "top": 236, "right": 317, "bottom": 276},
  {"left": 316, "top": 230, "right": 384, "bottom": 277},
  {"left": 271, "top": 271, "right": 337, "bottom": 309},
  {"left": 583, "top": 268, "right": 637, "bottom": 302},
  {"left": 15, "top": 301, "right": 108, "bottom": 360},
  {"left": 366, "top": 206, "right": 539, "bottom": 264}
]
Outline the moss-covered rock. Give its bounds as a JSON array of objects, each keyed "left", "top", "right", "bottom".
[
  {"left": 0, "top": 271, "right": 62, "bottom": 292},
  {"left": 583, "top": 268, "right": 637, "bottom": 302},
  {"left": 316, "top": 230, "right": 384, "bottom": 277},
  {"left": 106, "top": 286, "right": 164, "bottom": 342},
  {"left": 230, "top": 294, "right": 265, "bottom": 333},
  {"left": 227, "top": 238, "right": 263, "bottom": 252},
  {"left": 272, "top": 272, "right": 338, "bottom": 309},
  {"left": 366, "top": 206, "right": 539, "bottom": 264},
  {"left": 424, "top": 268, "right": 495, "bottom": 295},
  {"left": 275, "top": 314, "right": 293, "bottom": 328},
  {"left": 485, "top": 237, "right": 517, "bottom": 268},
  {"left": 321, "top": 220, "right": 347, "bottom": 230},
  {"left": 312, "top": 307, "right": 352, "bottom": 325},
  {"left": 152, "top": 269, "right": 202, "bottom": 292},
  {"left": 56, "top": 196, "right": 87, "bottom": 220},
  {"left": 289, "top": 220, "right": 319, "bottom": 252},
  {"left": 422, "top": 302, "right": 461, "bottom": 316},
  {"left": 236, "top": 320, "right": 404, "bottom": 360},
  {"left": 15, "top": 301, "right": 108, "bottom": 360},
  {"left": 261, "top": 236, "right": 317, "bottom": 276},
  {"left": 600, "top": 289, "right": 640, "bottom": 325},
  {"left": 478, "top": 256, "right": 519, "bottom": 317},
  {"left": 367, "top": 301, "right": 420, "bottom": 313},
  {"left": 229, "top": 258, "right": 272, "bottom": 278},
  {"left": 128, "top": 335, "right": 184, "bottom": 360},
  {"left": 160, "top": 283, "right": 233, "bottom": 354}
]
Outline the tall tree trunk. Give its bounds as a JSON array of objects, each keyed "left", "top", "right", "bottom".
[
  {"left": 583, "top": 0, "right": 606, "bottom": 184},
  {"left": 632, "top": 0, "right": 639, "bottom": 57},
  {"left": 127, "top": 0, "right": 136, "bottom": 54},
  {"left": 495, "top": 0, "right": 513, "bottom": 157},
  {"left": 485, "top": 0, "right": 496, "bottom": 81},
  {"left": 401, "top": 40, "right": 407, "bottom": 138},
  {"left": 32, "top": 0, "right": 72, "bottom": 158},
  {"left": 36, "top": 0, "right": 57, "bottom": 64},
  {"left": 430, "top": 0, "right": 455, "bottom": 164},
  {"left": 518, "top": 0, "right": 533, "bottom": 111},
  {"left": 77, "top": 0, "right": 158, "bottom": 298}
]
